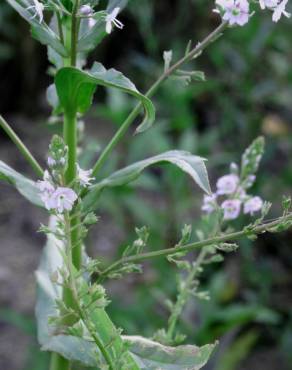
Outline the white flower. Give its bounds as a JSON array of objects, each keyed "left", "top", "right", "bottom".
[
  {"left": 216, "top": 174, "right": 239, "bottom": 195},
  {"left": 221, "top": 199, "right": 241, "bottom": 220},
  {"left": 26, "top": 0, "right": 45, "bottom": 23},
  {"left": 46, "top": 187, "right": 78, "bottom": 213},
  {"left": 77, "top": 164, "right": 94, "bottom": 187},
  {"left": 244, "top": 196, "right": 263, "bottom": 215},
  {"left": 105, "top": 7, "right": 124, "bottom": 34},
  {"left": 272, "top": 0, "right": 291, "bottom": 22},
  {"left": 215, "top": 0, "right": 250, "bottom": 26},
  {"left": 202, "top": 194, "right": 217, "bottom": 214}
]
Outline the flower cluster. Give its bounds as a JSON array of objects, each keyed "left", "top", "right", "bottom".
[
  {"left": 27, "top": 1, "right": 124, "bottom": 34},
  {"left": 260, "top": 0, "right": 290, "bottom": 21},
  {"left": 202, "top": 137, "right": 265, "bottom": 221},
  {"left": 37, "top": 136, "right": 94, "bottom": 214},
  {"left": 214, "top": 0, "right": 290, "bottom": 26}
]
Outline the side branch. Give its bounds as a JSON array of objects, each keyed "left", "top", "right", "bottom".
[
  {"left": 90, "top": 21, "right": 228, "bottom": 179},
  {"left": 0, "top": 115, "right": 44, "bottom": 178},
  {"left": 100, "top": 213, "right": 292, "bottom": 279}
]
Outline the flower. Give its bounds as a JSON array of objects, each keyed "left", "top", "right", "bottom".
[
  {"left": 202, "top": 194, "right": 217, "bottom": 214},
  {"left": 221, "top": 199, "right": 241, "bottom": 220},
  {"left": 47, "top": 156, "right": 66, "bottom": 168},
  {"left": 215, "top": 0, "right": 250, "bottom": 26},
  {"left": 37, "top": 170, "right": 55, "bottom": 209},
  {"left": 105, "top": 7, "right": 124, "bottom": 34},
  {"left": 216, "top": 174, "right": 239, "bottom": 195},
  {"left": 244, "top": 196, "right": 263, "bottom": 215},
  {"left": 79, "top": 4, "right": 94, "bottom": 16},
  {"left": 77, "top": 164, "right": 94, "bottom": 187},
  {"left": 46, "top": 187, "right": 78, "bottom": 213},
  {"left": 259, "top": 0, "right": 279, "bottom": 9},
  {"left": 26, "top": 0, "right": 45, "bottom": 23},
  {"left": 272, "top": 0, "right": 291, "bottom": 22}
]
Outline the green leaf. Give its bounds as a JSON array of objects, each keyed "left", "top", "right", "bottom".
[
  {"left": 124, "top": 336, "right": 217, "bottom": 370},
  {"left": 0, "top": 160, "right": 42, "bottom": 207},
  {"left": 55, "top": 62, "right": 155, "bottom": 132},
  {"left": 36, "top": 218, "right": 216, "bottom": 369},
  {"left": 83, "top": 150, "right": 211, "bottom": 211},
  {"left": 6, "top": 0, "right": 67, "bottom": 56},
  {"left": 78, "top": 0, "right": 128, "bottom": 53}
]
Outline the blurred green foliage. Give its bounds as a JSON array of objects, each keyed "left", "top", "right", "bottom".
[{"left": 0, "top": 1, "right": 292, "bottom": 369}]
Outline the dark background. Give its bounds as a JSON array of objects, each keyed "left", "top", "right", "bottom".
[{"left": 0, "top": 1, "right": 292, "bottom": 369}]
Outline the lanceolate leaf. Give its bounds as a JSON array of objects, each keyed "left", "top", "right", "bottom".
[
  {"left": 124, "top": 336, "right": 217, "bottom": 370},
  {"left": 55, "top": 62, "right": 155, "bottom": 132},
  {"left": 0, "top": 160, "right": 42, "bottom": 207},
  {"left": 36, "top": 219, "right": 217, "bottom": 369},
  {"left": 78, "top": 0, "right": 128, "bottom": 53},
  {"left": 6, "top": 0, "right": 67, "bottom": 56},
  {"left": 83, "top": 150, "right": 211, "bottom": 211}
]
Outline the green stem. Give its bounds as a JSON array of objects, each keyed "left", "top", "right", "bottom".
[
  {"left": 50, "top": 353, "right": 70, "bottom": 370},
  {"left": 100, "top": 213, "right": 292, "bottom": 280},
  {"left": 64, "top": 213, "right": 115, "bottom": 370},
  {"left": 50, "top": 2, "right": 81, "bottom": 369},
  {"left": 70, "top": 0, "right": 80, "bottom": 67},
  {"left": 90, "top": 21, "right": 227, "bottom": 179},
  {"left": 0, "top": 115, "right": 44, "bottom": 178},
  {"left": 56, "top": 12, "right": 65, "bottom": 46},
  {"left": 166, "top": 249, "right": 207, "bottom": 342}
]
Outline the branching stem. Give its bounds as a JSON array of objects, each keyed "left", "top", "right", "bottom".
[
  {"left": 90, "top": 21, "right": 228, "bottom": 179},
  {"left": 99, "top": 213, "right": 292, "bottom": 280}
]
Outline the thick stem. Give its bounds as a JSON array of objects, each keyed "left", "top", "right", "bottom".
[
  {"left": 90, "top": 21, "right": 227, "bottom": 179},
  {"left": 0, "top": 115, "right": 44, "bottom": 177},
  {"left": 100, "top": 213, "right": 292, "bottom": 280},
  {"left": 50, "top": 2, "right": 81, "bottom": 369}
]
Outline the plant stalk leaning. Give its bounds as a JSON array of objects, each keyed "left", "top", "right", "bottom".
[{"left": 1, "top": 1, "right": 291, "bottom": 370}]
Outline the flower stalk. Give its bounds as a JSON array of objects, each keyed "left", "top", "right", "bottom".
[{"left": 99, "top": 213, "right": 292, "bottom": 281}]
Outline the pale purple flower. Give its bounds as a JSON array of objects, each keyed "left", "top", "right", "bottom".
[
  {"left": 79, "top": 4, "right": 94, "bottom": 15},
  {"left": 46, "top": 187, "right": 78, "bottom": 213},
  {"left": 47, "top": 156, "right": 56, "bottom": 167},
  {"left": 259, "top": 0, "right": 279, "bottom": 9},
  {"left": 236, "top": 186, "right": 247, "bottom": 201},
  {"left": 244, "top": 196, "right": 263, "bottom": 215},
  {"left": 37, "top": 170, "right": 55, "bottom": 209},
  {"left": 105, "top": 7, "right": 124, "bottom": 34},
  {"left": 215, "top": 0, "right": 250, "bottom": 26},
  {"left": 216, "top": 174, "right": 239, "bottom": 195},
  {"left": 48, "top": 156, "right": 66, "bottom": 168},
  {"left": 202, "top": 194, "right": 217, "bottom": 214},
  {"left": 272, "top": 0, "right": 291, "bottom": 22},
  {"left": 89, "top": 18, "right": 96, "bottom": 28},
  {"left": 77, "top": 164, "right": 94, "bottom": 187},
  {"left": 26, "top": 0, "right": 45, "bottom": 23},
  {"left": 221, "top": 199, "right": 241, "bottom": 220}
]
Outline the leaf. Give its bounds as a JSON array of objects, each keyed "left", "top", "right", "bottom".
[
  {"left": 36, "top": 219, "right": 216, "bottom": 369},
  {"left": 83, "top": 150, "right": 211, "bottom": 211},
  {"left": 78, "top": 0, "right": 128, "bottom": 53},
  {"left": 124, "top": 336, "right": 217, "bottom": 370},
  {"left": 6, "top": 0, "right": 67, "bottom": 56},
  {"left": 55, "top": 62, "right": 155, "bottom": 132},
  {"left": 0, "top": 160, "right": 43, "bottom": 207}
]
